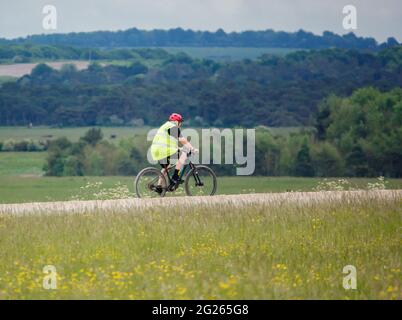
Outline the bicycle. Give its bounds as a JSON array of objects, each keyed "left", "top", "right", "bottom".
[{"left": 134, "top": 149, "right": 217, "bottom": 198}]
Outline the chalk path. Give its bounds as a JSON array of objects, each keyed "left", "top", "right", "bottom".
[{"left": 0, "top": 190, "right": 401, "bottom": 216}]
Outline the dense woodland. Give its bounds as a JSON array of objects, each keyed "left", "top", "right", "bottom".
[
  {"left": 1, "top": 28, "right": 400, "bottom": 49},
  {"left": 0, "top": 47, "right": 401, "bottom": 127}
]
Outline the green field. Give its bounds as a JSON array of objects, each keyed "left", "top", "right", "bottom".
[
  {"left": 162, "top": 47, "right": 301, "bottom": 61},
  {"left": 0, "top": 47, "right": 302, "bottom": 67},
  {"left": 0, "top": 151, "right": 402, "bottom": 204},
  {"left": 0, "top": 152, "right": 46, "bottom": 176},
  {"left": 0, "top": 192, "right": 400, "bottom": 299},
  {"left": 3, "top": 175, "right": 402, "bottom": 204},
  {"left": 0, "top": 126, "right": 301, "bottom": 143},
  {"left": 0, "top": 127, "right": 150, "bottom": 143},
  {"left": 0, "top": 76, "right": 17, "bottom": 84}
]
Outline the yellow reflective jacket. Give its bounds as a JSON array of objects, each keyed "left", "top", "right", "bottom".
[{"left": 151, "top": 121, "right": 179, "bottom": 161}]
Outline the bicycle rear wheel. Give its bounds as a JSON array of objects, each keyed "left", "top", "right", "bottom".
[
  {"left": 135, "top": 167, "right": 167, "bottom": 198},
  {"left": 185, "top": 165, "right": 217, "bottom": 196}
]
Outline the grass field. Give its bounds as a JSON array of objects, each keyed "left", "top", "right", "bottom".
[
  {"left": 0, "top": 126, "right": 302, "bottom": 143},
  {"left": 3, "top": 175, "right": 402, "bottom": 204},
  {"left": 1, "top": 151, "right": 402, "bottom": 204},
  {"left": 162, "top": 47, "right": 300, "bottom": 61},
  {"left": 0, "top": 75, "right": 17, "bottom": 84},
  {"left": 0, "top": 152, "right": 46, "bottom": 176},
  {"left": 0, "top": 191, "right": 400, "bottom": 299},
  {"left": 0, "top": 127, "right": 150, "bottom": 143}
]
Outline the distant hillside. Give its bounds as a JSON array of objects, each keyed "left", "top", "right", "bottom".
[
  {"left": 1, "top": 28, "right": 400, "bottom": 50},
  {"left": 0, "top": 47, "right": 401, "bottom": 127},
  {"left": 0, "top": 44, "right": 173, "bottom": 65}
]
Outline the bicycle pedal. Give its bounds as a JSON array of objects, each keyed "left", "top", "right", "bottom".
[{"left": 168, "top": 181, "right": 179, "bottom": 191}]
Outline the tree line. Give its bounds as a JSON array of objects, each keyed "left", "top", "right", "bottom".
[
  {"left": 2, "top": 28, "right": 400, "bottom": 49},
  {"left": 1, "top": 47, "right": 401, "bottom": 127},
  {"left": 42, "top": 87, "right": 402, "bottom": 178},
  {"left": 0, "top": 44, "right": 172, "bottom": 63}
]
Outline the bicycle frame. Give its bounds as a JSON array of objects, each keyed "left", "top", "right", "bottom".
[
  {"left": 164, "top": 161, "right": 203, "bottom": 189},
  {"left": 140, "top": 148, "right": 204, "bottom": 195},
  {"left": 136, "top": 150, "right": 216, "bottom": 197}
]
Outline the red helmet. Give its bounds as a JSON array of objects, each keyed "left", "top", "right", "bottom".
[{"left": 169, "top": 113, "right": 183, "bottom": 123}]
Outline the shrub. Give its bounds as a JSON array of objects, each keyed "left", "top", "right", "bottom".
[
  {"left": 14, "top": 140, "right": 29, "bottom": 151},
  {"left": 311, "top": 142, "right": 344, "bottom": 177},
  {"left": 80, "top": 128, "right": 103, "bottom": 146},
  {"left": 2, "top": 139, "right": 15, "bottom": 151},
  {"left": 27, "top": 140, "right": 44, "bottom": 152}
]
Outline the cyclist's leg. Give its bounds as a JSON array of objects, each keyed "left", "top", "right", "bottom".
[
  {"left": 168, "top": 152, "right": 184, "bottom": 190},
  {"left": 158, "top": 156, "right": 170, "bottom": 186},
  {"left": 175, "top": 150, "right": 188, "bottom": 171}
]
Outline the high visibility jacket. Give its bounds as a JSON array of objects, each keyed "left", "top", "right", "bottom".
[{"left": 151, "top": 121, "right": 179, "bottom": 161}]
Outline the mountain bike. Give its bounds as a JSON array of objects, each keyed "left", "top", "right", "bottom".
[{"left": 134, "top": 149, "right": 217, "bottom": 198}]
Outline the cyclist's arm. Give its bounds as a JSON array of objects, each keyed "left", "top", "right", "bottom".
[
  {"left": 179, "top": 137, "right": 193, "bottom": 149},
  {"left": 174, "top": 127, "right": 194, "bottom": 151},
  {"left": 179, "top": 136, "right": 189, "bottom": 145}
]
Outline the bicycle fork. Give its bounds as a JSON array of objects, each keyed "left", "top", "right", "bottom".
[{"left": 189, "top": 163, "right": 204, "bottom": 187}]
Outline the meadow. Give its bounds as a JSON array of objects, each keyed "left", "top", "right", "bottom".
[
  {"left": 0, "top": 152, "right": 46, "bottom": 176},
  {"left": 0, "top": 76, "right": 17, "bottom": 84},
  {"left": 1, "top": 151, "right": 402, "bottom": 204},
  {"left": 0, "top": 126, "right": 301, "bottom": 143},
  {"left": 162, "top": 47, "right": 300, "bottom": 61},
  {"left": 0, "top": 191, "right": 400, "bottom": 299},
  {"left": 0, "top": 143, "right": 401, "bottom": 300},
  {"left": 0, "top": 127, "right": 150, "bottom": 143},
  {"left": 4, "top": 175, "right": 402, "bottom": 204}
]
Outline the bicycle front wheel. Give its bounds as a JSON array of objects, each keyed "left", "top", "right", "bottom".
[
  {"left": 135, "top": 167, "right": 167, "bottom": 198},
  {"left": 185, "top": 165, "right": 217, "bottom": 196}
]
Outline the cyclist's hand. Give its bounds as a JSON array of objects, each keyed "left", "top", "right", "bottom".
[{"left": 192, "top": 148, "right": 199, "bottom": 154}]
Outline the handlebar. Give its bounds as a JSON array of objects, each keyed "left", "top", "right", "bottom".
[{"left": 179, "top": 147, "right": 199, "bottom": 156}]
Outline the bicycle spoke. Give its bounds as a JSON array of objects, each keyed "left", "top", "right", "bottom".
[
  {"left": 135, "top": 168, "right": 167, "bottom": 198},
  {"left": 185, "top": 166, "right": 216, "bottom": 196}
]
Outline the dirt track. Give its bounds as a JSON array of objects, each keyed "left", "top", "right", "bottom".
[{"left": 0, "top": 190, "right": 401, "bottom": 216}]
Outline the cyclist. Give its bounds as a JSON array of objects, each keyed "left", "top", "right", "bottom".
[{"left": 150, "top": 113, "right": 196, "bottom": 192}]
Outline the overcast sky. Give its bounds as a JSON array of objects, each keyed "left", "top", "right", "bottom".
[{"left": 0, "top": 0, "right": 401, "bottom": 42}]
